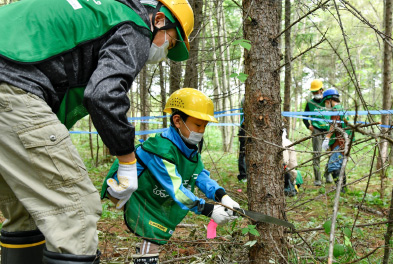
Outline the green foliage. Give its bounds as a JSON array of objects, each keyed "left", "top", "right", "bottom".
[
  {"left": 232, "top": 39, "right": 251, "bottom": 51},
  {"left": 230, "top": 72, "right": 248, "bottom": 83},
  {"left": 241, "top": 225, "right": 260, "bottom": 237},
  {"left": 333, "top": 243, "right": 345, "bottom": 258},
  {"left": 101, "top": 201, "right": 123, "bottom": 219},
  {"left": 323, "top": 220, "right": 332, "bottom": 235}
]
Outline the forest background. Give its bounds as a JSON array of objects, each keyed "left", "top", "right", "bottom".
[{"left": 1, "top": 0, "right": 393, "bottom": 263}]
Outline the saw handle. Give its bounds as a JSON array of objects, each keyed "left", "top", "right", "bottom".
[{"left": 232, "top": 207, "right": 245, "bottom": 216}]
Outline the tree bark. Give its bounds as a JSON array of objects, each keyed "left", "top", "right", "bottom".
[
  {"left": 207, "top": 0, "right": 221, "bottom": 124},
  {"left": 378, "top": 0, "right": 393, "bottom": 199},
  {"left": 283, "top": 0, "right": 292, "bottom": 134},
  {"left": 183, "top": 0, "right": 203, "bottom": 89},
  {"left": 215, "top": 0, "right": 230, "bottom": 152},
  {"left": 169, "top": 60, "right": 182, "bottom": 94},
  {"left": 243, "top": 0, "right": 287, "bottom": 263},
  {"left": 140, "top": 67, "right": 149, "bottom": 141},
  {"left": 382, "top": 0, "right": 393, "bottom": 260},
  {"left": 159, "top": 62, "right": 167, "bottom": 128}
]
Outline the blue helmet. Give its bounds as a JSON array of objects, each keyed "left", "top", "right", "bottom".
[{"left": 322, "top": 88, "right": 340, "bottom": 102}]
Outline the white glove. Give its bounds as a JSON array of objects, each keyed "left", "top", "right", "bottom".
[
  {"left": 107, "top": 160, "right": 138, "bottom": 209},
  {"left": 221, "top": 195, "right": 240, "bottom": 216},
  {"left": 322, "top": 138, "right": 330, "bottom": 151},
  {"left": 211, "top": 205, "right": 236, "bottom": 225}
]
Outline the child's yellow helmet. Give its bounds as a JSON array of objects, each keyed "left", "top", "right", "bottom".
[{"left": 164, "top": 88, "right": 218, "bottom": 123}]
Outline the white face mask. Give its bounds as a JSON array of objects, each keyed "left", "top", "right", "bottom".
[
  {"left": 146, "top": 20, "right": 169, "bottom": 64},
  {"left": 179, "top": 119, "right": 204, "bottom": 145},
  {"left": 314, "top": 94, "right": 323, "bottom": 100}
]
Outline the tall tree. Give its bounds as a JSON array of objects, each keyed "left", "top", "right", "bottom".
[
  {"left": 283, "top": 0, "right": 292, "bottom": 134},
  {"left": 243, "top": 0, "right": 288, "bottom": 263},
  {"left": 382, "top": 0, "right": 393, "bottom": 261},
  {"left": 169, "top": 60, "right": 182, "bottom": 94},
  {"left": 159, "top": 62, "right": 167, "bottom": 128},
  {"left": 140, "top": 67, "right": 149, "bottom": 141},
  {"left": 183, "top": 0, "right": 203, "bottom": 88},
  {"left": 378, "top": 0, "right": 392, "bottom": 199}
]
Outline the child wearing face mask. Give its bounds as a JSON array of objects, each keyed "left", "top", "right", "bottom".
[
  {"left": 101, "top": 88, "right": 241, "bottom": 264},
  {"left": 321, "top": 88, "right": 353, "bottom": 193}
]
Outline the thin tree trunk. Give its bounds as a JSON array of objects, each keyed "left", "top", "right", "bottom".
[
  {"left": 382, "top": 0, "right": 393, "bottom": 260},
  {"left": 140, "top": 67, "right": 149, "bottom": 141},
  {"left": 383, "top": 186, "right": 393, "bottom": 263},
  {"left": 243, "top": 0, "right": 287, "bottom": 263},
  {"left": 220, "top": 2, "right": 234, "bottom": 152},
  {"left": 207, "top": 1, "right": 221, "bottom": 126},
  {"left": 169, "top": 60, "right": 182, "bottom": 94},
  {"left": 183, "top": 0, "right": 202, "bottom": 88},
  {"left": 379, "top": 0, "right": 393, "bottom": 200},
  {"left": 283, "top": 0, "right": 292, "bottom": 134},
  {"left": 159, "top": 62, "right": 167, "bottom": 128},
  {"left": 89, "top": 116, "right": 94, "bottom": 160},
  {"left": 215, "top": 0, "right": 230, "bottom": 152}
]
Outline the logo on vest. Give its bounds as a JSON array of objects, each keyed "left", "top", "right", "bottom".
[
  {"left": 153, "top": 185, "right": 169, "bottom": 198},
  {"left": 149, "top": 220, "right": 168, "bottom": 232}
]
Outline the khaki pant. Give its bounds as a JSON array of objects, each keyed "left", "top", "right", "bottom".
[
  {"left": 312, "top": 128, "right": 324, "bottom": 182},
  {"left": 0, "top": 83, "right": 102, "bottom": 255}
]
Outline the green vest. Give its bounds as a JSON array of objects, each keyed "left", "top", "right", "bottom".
[
  {"left": 328, "top": 104, "right": 353, "bottom": 146},
  {"left": 0, "top": 0, "right": 151, "bottom": 129},
  {"left": 101, "top": 133, "right": 204, "bottom": 244},
  {"left": 307, "top": 99, "right": 329, "bottom": 130}
]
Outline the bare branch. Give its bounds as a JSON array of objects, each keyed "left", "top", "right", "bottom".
[{"left": 274, "top": 0, "right": 331, "bottom": 40}]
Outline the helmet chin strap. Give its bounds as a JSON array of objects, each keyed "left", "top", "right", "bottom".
[{"left": 151, "top": 2, "right": 180, "bottom": 44}]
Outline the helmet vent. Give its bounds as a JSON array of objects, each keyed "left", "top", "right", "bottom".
[{"left": 171, "top": 97, "right": 185, "bottom": 108}]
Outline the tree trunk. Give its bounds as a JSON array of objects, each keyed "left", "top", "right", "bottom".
[
  {"left": 243, "top": 0, "right": 288, "bottom": 262},
  {"left": 140, "top": 67, "right": 149, "bottom": 141},
  {"left": 379, "top": 0, "right": 393, "bottom": 200},
  {"left": 183, "top": 0, "right": 202, "bottom": 89},
  {"left": 207, "top": 0, "right": 221, "bottom": 127},
  {"left": 382, "top": 0, "right": 393, "bottom": 261},
  {"left": 283, "top": 0, "right": 292, "bottom": 135},
  {"left": 159, "top": 62, "right": 167, "bottom": 128},
  {"left": 169, "top": 60, "right": 182, "bottom": 94},
  {"left": 89, "top": 116, "right": 94, "bottom": 160},
  {"left": 215, "top": 0, "right": 230, "bottom": 152}
]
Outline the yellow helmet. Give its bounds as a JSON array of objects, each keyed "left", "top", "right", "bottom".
[
  {"left": 310, "top": 79, "right": 323, "bottom": 91},
  {"left": 158, "top": 0, "right": 194, "bottom": 61},
  {"left": 164, "top": 88, "right": 218, "bottom": 123}
]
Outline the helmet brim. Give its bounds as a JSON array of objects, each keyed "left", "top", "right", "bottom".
[{"left": 164, "top": 108, "right": 218, "bottom": 123}]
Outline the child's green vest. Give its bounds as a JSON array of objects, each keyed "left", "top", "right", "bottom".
[
  {"left": 307, "top": 99, "right": 329, "bottom": 130},
  {"left": 0, "top": 0, "right": 151, "bottom": 129},
  {"left": 101, "top": 133, "right": 204, "bottom": 244}
]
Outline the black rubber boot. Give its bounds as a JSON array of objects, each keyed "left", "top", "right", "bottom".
[
  {"left": 43, "top": 248, "right": 100, "bottom": 264},
  {"left": 0, "top": 229, "right": 45, "bottom": 264},
  {"left": 133, "top": 253, "right": 159, "bottom": 264}
]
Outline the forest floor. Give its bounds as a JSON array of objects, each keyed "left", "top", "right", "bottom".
[{"left": 0, "top": 127, "right": 392, "bottom": 263}]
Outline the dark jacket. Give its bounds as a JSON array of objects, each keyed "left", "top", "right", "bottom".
[{"left": 0, "top": 0, "right": 151, "bottom": 156}]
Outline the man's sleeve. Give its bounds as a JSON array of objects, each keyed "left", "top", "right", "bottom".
[
  {"left": 84, "top": 24, "right": 151, "bottom": 156},
  {"left": 303, "top": 103, "right": 311, "bottom": 129}
]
